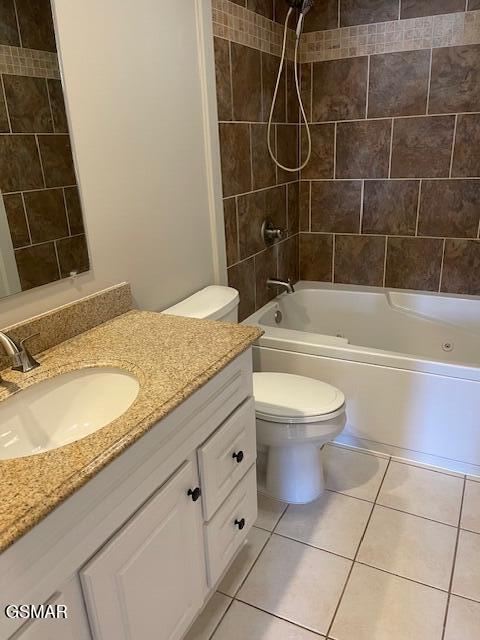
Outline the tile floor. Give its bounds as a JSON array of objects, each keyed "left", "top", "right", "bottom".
[{"left": 185, "top": 444, "right": 480, "bottom": 640}]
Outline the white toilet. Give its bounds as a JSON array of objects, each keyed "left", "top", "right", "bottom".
[{"left": 165, "top": 285, "right": 347, "bottom": 504}]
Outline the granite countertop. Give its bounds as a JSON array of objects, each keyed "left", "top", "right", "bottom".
[{"left": 0, "top": 310, "right": 262, "bottom": 553}]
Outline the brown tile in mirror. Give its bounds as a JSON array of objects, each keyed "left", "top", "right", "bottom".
[
  {"left": 299, "top": 180, "right": 310, "bottom": 232},
  {"left": 47, "top": 79, "right": 69, "bottom": 133},
  {"left": 15, "top": 241, "right": 60, "bottom": 290},
  {"left": 441, "top": 239, "right": 480, "bottom": 296},
  {"left": 385, "top": 236, "right": 444, "bottom": 292},
  {"left": 276, "top": 124, "right": 299, "bottom": 183},
  {"left": 37, "top": 134, "right": 76, "bottom": 188},
  {"left": 64, "top": 186, "right": 84, "bottom": 235},
  {"left": 287, "top": 182, "right": 299, "bottom": 236},
  {"left": 0, "top": 134, "right": 44, "bottom": 192},
  {"left": 468, "top": 0, "right": 480, "bottom": 9},
  {"left": 334, "top": 234, "right": 386, "bottom": 286},
  {"left": 3, "top": 75, "right": 53, "bottom": 133},
  {"left": 247, "top": 0, "right": 274, "bottom": 21},
  {"left": 401, "top": 0, "right": 465, "bottom": 19},
  {"left": 15, "top": 0, "right": 56, "bottom": 53},
  {"left": 219, "top": 123, "right": 252, "bottom": 197},
  {"left": 0, "top": 0, "right": 20, "bottom": 46},
  {"left": 418, "top": 180, "right": 480, "bottom": 238},
  {"left": 0, "top": 83, "right": 9, "bottom": 132},
  {"left": 23, "top": 188, "right": 68, "bottom": 243},
  {"left": 4, "top": 193, "right": 28, "bottom": 247},
  {"left": 56, "top": 235, "right": 89, "bottom": 278},
  {"left": 391, "top": 116, "right": 455, "bottom": 178},
  {"left": 213, "top": 37, "right": 232, "bottom": 122},
  {"left": 251, "top": 123, "right": 276, "bottom": 191},
  {"left": 227, "top": 257, "right": 255, "bottom": 321},
  {"left": 311, "top": 180, "right": 362, "bottom": 233},
  {"left": 231, "top": 42, "right": 262, "bottom": 123},
  {"left": 429, "top": 45, "right": 480, "bottom": 115},
  {"left": 262, "top": 52, "right": 286, "bottom": 123},
  {"left": 340, "top": 0, "right": 399, "bottom": 27},
  {"left": 303, "top": 0, "right": 339, "bottom": 32},
  {"left": 312, "top": 57, "right": 368, "bottom": 123},
  {"left": 452, "top": 114, "right": 480, "bottom": 177},
  {"left": 362, "top": 180, "right": 419, "bottom": 235},
  {"left": 336, "top": 119, "right": 391, "bottom": 179},
  {"left": 368, "top": 50, "right": 430, "bottom": 118},
  {"left": 299, "top": 233, "right": 333, "bottom": 282}
]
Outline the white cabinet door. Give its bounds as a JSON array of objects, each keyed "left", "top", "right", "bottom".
[{"left": 81, "top": 460, "right": 206, "bottom": 640}]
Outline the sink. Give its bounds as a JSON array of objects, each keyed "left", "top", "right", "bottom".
[{"left": 0, "top": 368, "right": 140, "bottom": 461}]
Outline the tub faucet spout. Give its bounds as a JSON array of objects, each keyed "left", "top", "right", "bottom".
[{"left": 267, "top": 278, "right": 295, "bottom": 294}]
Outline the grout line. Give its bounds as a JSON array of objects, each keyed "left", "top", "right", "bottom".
[
  {"left": 333, "top": 122, "right": 337, "bottom": 179},
  {"left": 325, "top": 458, "right": 392, "bottom": 638},
  {"left": 331, "top": 234, "right": 335, "bottom": 283},
  {"left": 441, "top": 476, "right": 467, "bottom": 640},
  {"left": 382, "top": 235, "right": 388, "bottom": 287},
  {"left": 415, "top": 180, "right": 422, "bottom": 236},
  {"left": 62, "top": 187, "right": 72, "bottom": 237},
  {"left": 438, "top": 238, "right": 446, "bottom": 293},
  {"left": 20, "top": 192, "right": 32, "bottom": 245},
  {"left": 206, "top": 596, "right": 235, "bottom": 640},
  {"left": 249, "top": 124, "right": 254, "bottom": 191},
  {"left": 34, "top": 134, "right": 47, "bottom": 190},
  {"left": 337, "top": 0, "right": 341, "bottom": 28},
  {"left": 309, "top": 62, "right": 313, "bottom": 124},
  {"left": 449, "top": 114, "right": 458, "bottom": 178},
  {"left": 234, "top": 196, "right": 241, "bottom": 264},
  {"left": 1, "top": 75, "right": 12, "bottom": 133},
  {"left": 308, "top": 180, "right": 312, "bottom": 232},
  {"left": 359, "top": 180, "right": 364, "bottom": 233},
  {"left": 388, "top": 118, "right": 394, "bottom": 179},
  {"left": 52, "top": 238, "right": 62, "bottom": 278},
  {"left": 426, "top": 48, "right": 433, "bottom": 115},
  {"left": 228, "top": 40, "right": 234, "bottom": 121},
  {"left": 232, "top": 597, "right": 325, "bottom": 637},
  {"left": 398, "top": 0, "right": 402, "bottom": 20},
  {"left": 12, "top": 0, "right": 22, "bottom": 49},
  {"left": 365, "top": 55, "right": 370, "bottom": 119}
]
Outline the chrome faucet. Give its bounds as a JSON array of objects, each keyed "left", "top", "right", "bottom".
[
  {"left": 267, "top": 278, "right": 295, "bottom": 294},
  {"left": 0, "top": 331, "right": 40, "bottom": 378}
]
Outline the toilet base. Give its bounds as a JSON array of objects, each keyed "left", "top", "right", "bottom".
[{"left": 265, "top": 443, "right": 325, "bottom": 504}]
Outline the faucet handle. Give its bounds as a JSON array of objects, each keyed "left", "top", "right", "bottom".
[{"left": 12, "top": 333, "right": 40, "bottom": 373}]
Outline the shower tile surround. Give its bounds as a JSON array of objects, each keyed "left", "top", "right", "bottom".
[
  {"left": 0, "top": 0, "right": 88, "bottom": 293},
  {"left": 212, "top": 0, "right": 480, "bottom": 309}
]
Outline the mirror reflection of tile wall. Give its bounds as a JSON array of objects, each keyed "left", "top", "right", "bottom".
[{"left": 0, "top": 0, "right": 89, "bottom": 297}]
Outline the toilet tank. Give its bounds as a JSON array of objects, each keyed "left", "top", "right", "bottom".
[{"left": 163, "top": 285, "right": 239, "bottom": 323}]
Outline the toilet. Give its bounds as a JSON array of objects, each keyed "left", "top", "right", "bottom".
[{"left": 164, "top": 285, "right": 347, "bottom": 504}]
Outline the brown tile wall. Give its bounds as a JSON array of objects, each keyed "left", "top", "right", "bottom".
[
  {"left": 0, "top": 0, "right": 89, "bottom": 293},
  {"left": 214, "top": 2, "right": 301, "bottom": 320},
  {"left": 299, "top": 19, "right": 480, "bottom": 296}
]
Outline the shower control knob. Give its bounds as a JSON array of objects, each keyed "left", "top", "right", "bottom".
[
  {"left": 262, "top": 219, "right": 283, "bottom": 246},
  {"left": 187, "top": 487, "right": 201, "bottom": 502},
  {"left": 234, "top": 518, "right": 246, "bottom": 530},
  {"left": 232, "top": 450, "right": 244, "bottom": 463}
]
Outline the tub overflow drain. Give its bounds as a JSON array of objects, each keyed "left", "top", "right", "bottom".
[
  {"left": 442, "top": 342, "right": 454, "bottom": 352},
  {"left": 274, "top": 310, "right": 283, "bottom": 324}
]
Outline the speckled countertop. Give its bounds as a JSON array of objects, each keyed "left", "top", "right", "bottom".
[{"left": 0, "top": 310, "right": 262, "bottom": 553}]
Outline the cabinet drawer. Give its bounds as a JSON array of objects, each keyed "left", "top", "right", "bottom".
[
  {"left": 204, "top": 464, "right": 257, "bottom": 587},
  {"left": 198, "top": 398, "right": 256, "bottom": 520}
]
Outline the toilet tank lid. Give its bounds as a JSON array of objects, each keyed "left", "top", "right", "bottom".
[
  {"left": 253, "top": 372, "right": 345, "bottom": 420},
  {"left": 163, "top": 285, "right": 239, "bottom": 321}
]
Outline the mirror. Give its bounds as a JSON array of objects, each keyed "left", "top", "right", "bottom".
[{"left": 0, "top": 0, "right": 89, "bottom": 298}]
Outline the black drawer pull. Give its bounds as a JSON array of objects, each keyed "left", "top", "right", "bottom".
[
  {"left": 232, "top": 450, "right": 244, "bottom": 463},
  {"left": 187, "top": 487, "right": 201, "bottom": 502},
  {"left": 234, "top": 518, "right": 246, "bottom": 530}
]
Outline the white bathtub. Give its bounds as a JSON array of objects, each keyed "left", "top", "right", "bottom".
[{"left": 245, "top": 282, "right": 480, "bottom": 476}]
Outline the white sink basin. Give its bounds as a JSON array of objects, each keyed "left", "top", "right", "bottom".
[{"left": 0, "top": 368, "right": 140, "bottom": 461}]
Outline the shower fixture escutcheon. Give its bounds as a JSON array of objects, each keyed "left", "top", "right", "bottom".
[{"left": 261, "top": 219, "right": 283, "bottom": 246}]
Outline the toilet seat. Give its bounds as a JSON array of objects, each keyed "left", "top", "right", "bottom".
[{"left": 253, "top": 372, "right": 346, "bottom": 424}]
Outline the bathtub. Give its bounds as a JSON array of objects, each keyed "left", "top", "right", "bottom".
[{"left": 245, "top": 282, "right": 480, "bottom": 476}]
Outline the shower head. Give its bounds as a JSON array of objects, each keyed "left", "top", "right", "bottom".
[{"left": 286, "top": 0, "right": 314, "bottom": 13}]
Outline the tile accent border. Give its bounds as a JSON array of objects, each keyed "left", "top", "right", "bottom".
[
  {"left": 212, "top": 0, "right": 296, "bottom": 58},
  {"left": 0, "top": 283, "right": 133, "bottom": 370},
  {"left": 301, "top": 10, "right": 480, "bottom": 62},
  {"left": 0, "top": 45, "right": 60, "bottom": 79},
  {"left": 212, "top": 1, "right": 480, "bottom": 64}
]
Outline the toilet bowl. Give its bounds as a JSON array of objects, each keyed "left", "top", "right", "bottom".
[
  {"left": 254, "top": 372, "right": 346, "bottom": 504},
  {"left": 164, "top": 286, "right": 347, "bottom": 504}
]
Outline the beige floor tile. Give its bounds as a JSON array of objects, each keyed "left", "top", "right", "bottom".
[
  {"left": 330, "top": 563, "right": 448, "bottom": 640},
  {"left": 461, "top": 480, "right": 480, "bottom": 534},
  {"left": 212, "top": 601, "right": 324, "bottom": 640},
  {"left": 444, "top": 595, "right": 480, "bottom": 640},
  {"left": 324, "top": 445, "right": 389, "bottom": 502},
  {"left": 467, "top": 474, "right": 480, "bottom": 483},
  {"left": 218, "top": 526, "right": 270, "bottom": 597},
  {"left": 357, "top": 505, "right": 457, "bottom": 590},
  {"left": 276, "top": 490, "right": 373, "bottom": 559},
  {"left": 237, "top": 534, "right": 351, "bottom": 635},
  {"left": 452, "top": 530, "right": 480, "bottom": 602},
  {"left": 255, "top": 493, "right": 287, "bottom": 531},
  {"left": 184, "top": 592, "right": 232, "bottom": 640},
  {"left": 377, "top": 462, "right": 464, "bottom": 525}
]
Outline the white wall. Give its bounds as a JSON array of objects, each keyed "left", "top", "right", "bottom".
[{"left": 0, "top": 0, "right": 226, "bottom": 327}]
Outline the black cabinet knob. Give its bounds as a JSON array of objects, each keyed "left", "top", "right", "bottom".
[
  {"left": 232, "top": 450, "right": 244, "bottom": 463},
  {"left": 234, "top": 518, "right": 246, "bottom": 530},
  {"left": 187, "top": 487, "right": 201, "bottom": 502}
]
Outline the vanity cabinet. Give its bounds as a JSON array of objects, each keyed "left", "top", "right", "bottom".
[
  {"left": 2, "top": 351, "right": 257, "bottom": 640},
  {"left": 81, "top": 460, "right": 206, "bottom": 640}
]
